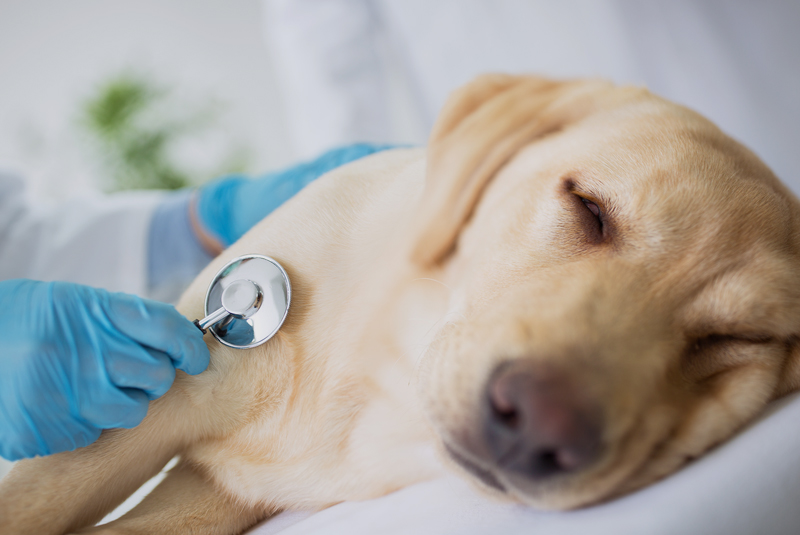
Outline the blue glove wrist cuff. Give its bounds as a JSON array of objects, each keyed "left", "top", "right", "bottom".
[
  {"left": 196, "top": 175, "right": 248, "bottom": 247},
  {"left": 196, "top": 143, "right": 397, "bottom": 248},
  {"left": 147, "top": 191, "right": 215, "bottom": 301}
]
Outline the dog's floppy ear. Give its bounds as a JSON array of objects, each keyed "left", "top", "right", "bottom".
[{"left": 411, "top": 74, "right": 641, "bottom": 266}]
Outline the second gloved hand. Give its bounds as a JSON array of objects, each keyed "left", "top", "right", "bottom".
[
  {"left": 0, "top": 280, "right": 210, "bottom": 461},
  {"left": 195, "top": 143, "right": 394, "bottom": 248}
]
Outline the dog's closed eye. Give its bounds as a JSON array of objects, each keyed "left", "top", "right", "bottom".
[
  {"left": 581, "top": 197, "right": 601, "bottom": 218},
  {"left": 682, "top": 333, "right": 776, "bottom": 382},
  {"left": 562, "top": 179, "right": 610, "bottom": 245},
  {"left": 691, "top": 333, "right": 774, "bottom": 352},
  {"left": 572, "top": 193, "right": 606, "bottom": 244}
]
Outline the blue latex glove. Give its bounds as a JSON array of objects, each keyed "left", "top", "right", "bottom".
[
  {"left": 0, "top": 279, "right": 210, "bottom": 461},
  {"left": 196, "top": 143, "right": 395, "bottom": 247}
]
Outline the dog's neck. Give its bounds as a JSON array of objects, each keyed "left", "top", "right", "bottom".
[
  {"left": 172, "top": 148, "right": 451, "bottom": 504},
  {"left": 179, "top": 149, "right": 449, "bottom": 424}
]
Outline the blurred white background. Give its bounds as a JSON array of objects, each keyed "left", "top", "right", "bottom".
[
  {"left": 0, "top": 0, "right": 294, "bottom": 199},
  {"left": 2, "top": 0, "right": 797, "bottom": 199}
]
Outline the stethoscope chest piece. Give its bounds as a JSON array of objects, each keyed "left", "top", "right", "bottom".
[{"left": 194, "top": 254, "right": 291, "bottom": 349}]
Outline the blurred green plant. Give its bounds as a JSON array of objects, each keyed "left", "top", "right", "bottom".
[{"left": 81, "top": 72, "right": 250, "bottom": 192}]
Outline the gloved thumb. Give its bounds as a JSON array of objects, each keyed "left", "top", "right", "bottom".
[{"left": 102, "top": 290, "right": 210, "bottom": 376}]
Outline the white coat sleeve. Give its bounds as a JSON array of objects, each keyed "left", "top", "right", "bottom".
[
  {"left": 263, "top": 0, "right": 390, "bottom": 158},
  {"left": 0, "top": 170, "right": 163, "bottom": 296}
]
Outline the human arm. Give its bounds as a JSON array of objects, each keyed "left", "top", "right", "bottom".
[
  {"left": 0, "top": 170, "right": 162, "bottom": 296},
  {"left": 0, "top": 279, "right": 209, "bottom": 461}
]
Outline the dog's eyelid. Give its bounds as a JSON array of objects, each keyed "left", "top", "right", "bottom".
[
  {"left": 563, "top": 179, "right": 615, "bottom": 244},
  {"left": 580, "top": 197, "right": 601, "bottom": 217},
  {"left": 691, "top": 332, "right": 775, "bottom": 350},
  {"left": 571, "top": 189, "right": 607, "bottom": 219},
  {"left": 569, "top": 188, "right": 600, "bottom": 204},
  {"left": 734, "top": 334, "right": 775, "bottom": 344},
  {"left": 690, "top": 334, "right": 732, "bottom": 351}
]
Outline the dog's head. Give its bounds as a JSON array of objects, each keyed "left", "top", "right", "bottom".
[{"left": 413, "top": 75, "right": 800, "bottom": 509}]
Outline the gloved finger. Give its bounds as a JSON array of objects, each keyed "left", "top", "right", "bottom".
[
  {"left": 39, "top": 418, "right": 102, "bottom": 458},
  {"left": 0, "top": 401, "right": 45, "bottom": 460},
  {"left": 0, "top": 406, "right": 101, "bottom": 460},
  {"left": 174, "top": 334, "right": 210, "bottom": 376},
  {"left": 103, "top": 292, "right": 210, "bottom": 375},
  {"left": 104, "top": 347, "right": 176, "bottom": 400},
  {"left": 80, "top": 386, "right": 150, "bottom": 430}
]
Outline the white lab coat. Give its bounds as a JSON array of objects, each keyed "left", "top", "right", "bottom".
[
  {"left": 0, "top": 170, "right": 162, "bottom": 296},
  {"left": 264, "top": 0, "right": 800, "bottom": 194}
]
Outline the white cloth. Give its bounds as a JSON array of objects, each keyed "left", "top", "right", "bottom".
[
  {"left": 250, "top": 392, "right": 800, "bottom": 535},
  {"left": 265, "top": 0, "right": 800, "bottom": 193},
  {"left": 0, "top": 170, "right": 161, "bottom": 295}
]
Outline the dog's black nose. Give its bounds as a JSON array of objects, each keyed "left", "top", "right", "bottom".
[{"left": 484, "top": 361, "right": 602, "bottom": 479}]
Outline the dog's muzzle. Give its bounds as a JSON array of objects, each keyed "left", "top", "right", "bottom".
[{"left": 448, "top": 360, "right": 604, "bottom": 490}]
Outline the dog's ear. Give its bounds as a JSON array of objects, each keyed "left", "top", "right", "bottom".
[{"left": 410, "top": 74, "right": 642, "bottom": 266}]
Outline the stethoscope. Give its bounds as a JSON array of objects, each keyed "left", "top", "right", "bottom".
[{"left": 193, "top": 254, "right": 291, "bottom": 349}]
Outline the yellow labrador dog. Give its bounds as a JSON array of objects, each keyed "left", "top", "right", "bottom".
[{"left": 3, "top": 75, "right": 800, "bottom": 534}]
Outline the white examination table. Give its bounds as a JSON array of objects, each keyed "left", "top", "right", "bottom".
[{"left": 10, "top": 391, "right": 792, "bottom": 533}]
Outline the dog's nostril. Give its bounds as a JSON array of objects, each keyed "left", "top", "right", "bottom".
[
  {"left": 533, "top": 449, "right": 561, "bottom": 476},
  {"left": 489, "top": 390, "right": 520, "bottom": 429},
  {"left": 495, "top": 407, "right": 519, "bottom": 429},
  {"left": 484, "top": 361, "right": 603, "bottom": 481},
  {"left": 530, "top": 446, "right": 584, "bottom": 477}
]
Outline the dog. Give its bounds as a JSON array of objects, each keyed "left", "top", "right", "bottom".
[{"left": 2, "top": 75, "right": 800, "bottom": 534}]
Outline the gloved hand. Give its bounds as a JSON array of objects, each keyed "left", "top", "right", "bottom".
[
  {"left": 195, "top": 143, "right": 394, "bottom": 248},
  {"left": 0, "top": 279, "right": 209, "bottom": 461}
]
